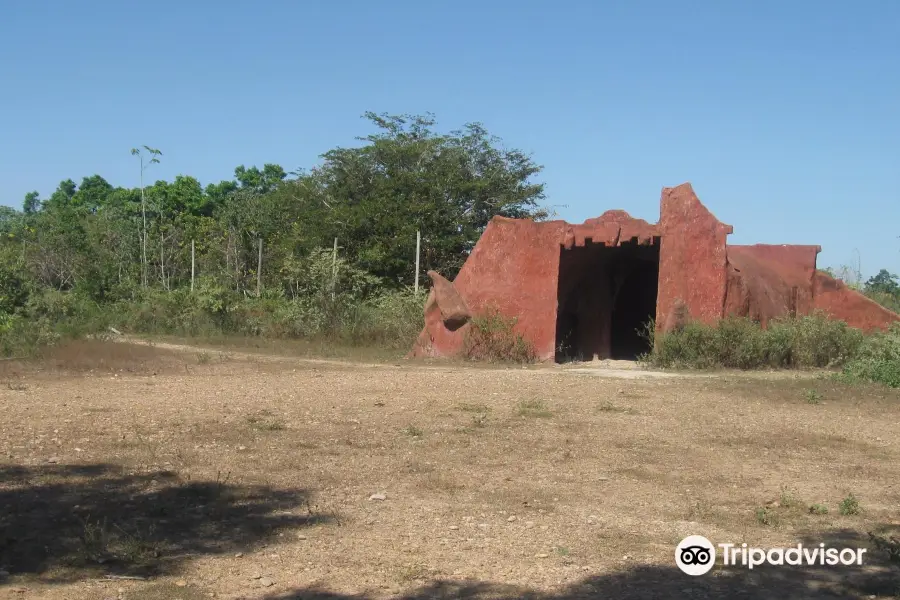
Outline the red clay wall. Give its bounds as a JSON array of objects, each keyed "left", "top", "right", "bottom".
[
  {"left": 410, "top": 217, "right": 566, "bottom": 361},
  {"left": 812, "top": 272, "right": 900, "bottom": 332},
  {"left": 656, "top": 183, "right": 733, "bottom": 331},
  {"left": 723, "top": 245, "right": 900, "bottom": 332},
  {"left": 724, "top": 245, "right": 820, "bottom": 325},
  {"left": 563, "top": 209, "right": 658, "bottom": 249},
  {"left": 410, "top": 210, "right": 661, "bottom": 361},
  {"left": 410, "top": 182, "right": 900, "bottom": 361}
]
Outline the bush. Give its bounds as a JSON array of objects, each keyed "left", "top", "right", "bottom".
[
  {"left": 109, "top": 282, "right": 236, "bottom": 337},
  {"left": 839, "top": 323, "right": 900, "bottom": 387},
  {"left": 645, "top": 313, "right": 864, "bottom": 370},
  {"left": 0, "top": 289, "right": 113, "bottom": 358},
  {"left": 0, "top": 257, "right": 30, "bottom": 314},
  {"left": 462, "top": 308, "right": 536, "bottom": 363},
  {"left": 97, "top": 280, "right": 423, "bottom": 351},
  {"left": 337, "top": 289, "right": 425, "bottom": 349},
  {"left": 0, "top": 313, "right": 57, "bottom": 358}
]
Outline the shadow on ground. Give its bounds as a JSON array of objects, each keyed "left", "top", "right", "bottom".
[
  {"left": 259, "top": 527, "right": 899, "bottom": 600},
  {"left": 0, "top": 463, "right": 328, "bottom": 582}
]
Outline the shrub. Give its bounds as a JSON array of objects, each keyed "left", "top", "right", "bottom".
[
  {"left": 839, "top": 323, "right": 900, "bottom": 387},
  {"left": 462, "top": 308, "right": 536, "bottom": 363},
  {"left": 644, "top": 313, "right": 864, "bottom": 370},
  {"left": 839, "top": 493, "right": 861, "bottom": 516},
  {"left": 769, "top": 313, "right": 864, "bottom": 367},
  {"left": 0, "top": 255, "right": 30, "bottom": 314},
  {"left": 809, "top": 504, "right": 828, "bottom": 515},
  {"left": 0, "top": 245, "right": 427, "bottom": 357},
  {"left": 337, "top": 289, "right": 424, "bottom": 349},
  {"left": 0, "top": 289, "right": 114, "bottom": 358},
  {"left": 110, "top": 282, "right": 236, "bottom": 337},
  {"left": 0, "top": 313, "right": 56, "bottom": 357}
]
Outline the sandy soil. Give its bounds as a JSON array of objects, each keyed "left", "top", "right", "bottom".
[{"left": 0, "top": 339, "right": 898, "bottom": 599}]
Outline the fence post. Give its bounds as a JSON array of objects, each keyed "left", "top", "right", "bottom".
[
  {"left": 191, "top": 239, "right": 195, "bottom": 293},
  {"left": 331, "top": 237, "right": 338, "bottom": 300},
  {"left": 256, "top": 238, "right": 263, "bottom": 297},
  {"left": 415, "top": 230, "right": 421, "bottom": 294}
]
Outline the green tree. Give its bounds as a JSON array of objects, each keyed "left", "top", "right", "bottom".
[
  {"left": 23, "top": 191, "right": 40, "bottom": 214},
  {"left": 45, "top": 179, "right": 77, "bottom": 210},
  {"left": 204, "top": 180, "right": 239, "bottom": 213},
  {"left": 71, "top": 175, "right": 113, "bottom": 211},
  {"left": 865, "top": 269, "right": 900, "bottom": 296},
  {"left": 298, "top": 112, "right": 547, "bottom": 284},
  {"left": 234, "top": 164, "right": 286, "bottom": 194},
  {"left": 10, "top": 111, "right": 549, "bottom": 308}
]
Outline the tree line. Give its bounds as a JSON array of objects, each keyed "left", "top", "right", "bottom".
[{"left": 0, "top": 112, "right": 548, "bottom": 313}]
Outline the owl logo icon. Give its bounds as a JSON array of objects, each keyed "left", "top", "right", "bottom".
[{"left": 675, "top": 535, "right": 716, "bottom": 575}]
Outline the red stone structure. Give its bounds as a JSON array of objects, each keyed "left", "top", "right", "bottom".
[{"left": 410, "top": 183, "right": 900, "bottom": 362}]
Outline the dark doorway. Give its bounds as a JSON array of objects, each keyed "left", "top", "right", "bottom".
[{"left": 555, "top": 238, "right": 660, "bottom": 362}]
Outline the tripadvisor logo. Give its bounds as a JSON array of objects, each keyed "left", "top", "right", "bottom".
[
  {"left": 675, "top": 535, "right": 868, "bottom": 575},
  {"left": 676, "top": 535, "right": 716, "bottom": 576}
]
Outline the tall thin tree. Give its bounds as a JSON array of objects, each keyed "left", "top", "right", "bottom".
[{"left": 130, "top": 145, "right": 162, "bottom": 287}]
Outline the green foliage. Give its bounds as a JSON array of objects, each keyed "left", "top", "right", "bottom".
[
  {"left": 462, "top": 308, "right": 536, "bottom": 363},
  {"left": 803, "top": 389, "right": 823, "bottom": 404},
  {"left": 0, "top": 111, "right": 543, "bottom": 356},
  {"left": 402, "top": 425, "right": 424, "bottom": 438},
  {"left": 865, "top": 269, "right": 900, "bottom": 296},
  {"left": 839, "top": 493, "right": 860, "bottom": 516},
  {"left": 89, "top": 277, "right": 423, "bottom": 351},
  {"left": 644, "top": 313, "right": 864, "bottom": 370},
  {"left": 838, "top": 323, "right": 900, "bottom": 387},
  {"left": 808, "top": 504, "right": 828, "bottom": 515},
  {"left": 23, "top": 191, "right": 40, "bottom": 214},
  {"left": 0, "top": 250, "right": 30, "bottom": 314},
  {"left": 338, "top": 290, "right": 425, "bottom": 349},
  {"left": 0, "top": 288, "right": 113, "bottom": 358},
  {"left": 304, "top": 112, "right": 547, "bottom": 283},
  {"left": 754, "top": 507, "right": 778, "bottom": 526},
  {"left": 860, "top": 269, "right": 900, "bottom": 313}
]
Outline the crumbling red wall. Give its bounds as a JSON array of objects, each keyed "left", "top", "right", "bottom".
[
  {"left": 410, "top": 217, "right": 566, "bottom": 361},
  {"left": 563, "top": 210, "right": 658, "bottom": 249},
  {"left": 656, "top": 183, "right": 733, "bottom": 331},
  {"left": 410, "top": 182, "right": 900, "bottom": 361},
  {"left": 812, "top": 272, "right": 900, "bottom": 332},
  {"left": 724, "top": 245, "right": 820, "bottom": 325},
  {"left": 410, "top": 209, "right": 662, "bottom": 361},
  {"left": 722, "top": 245, "right": 899, "bottom": 331}
]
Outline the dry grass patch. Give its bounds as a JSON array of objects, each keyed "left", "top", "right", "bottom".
[
  {"left": 246, "top": 410, "right": 287, "bottom": 432},
  {"left": 456, "top": 402, "right": 491, "bottom": 413},
  {"left": 0, "top": 339, "right": 192, "bottom": 381},
  {"left": 516, "top": 398, "right": 553, "bottom": 418}
]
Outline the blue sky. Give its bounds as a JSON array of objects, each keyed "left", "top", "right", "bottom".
[{"left": 1, "top": 0, "right": 898, "bottom": 278}]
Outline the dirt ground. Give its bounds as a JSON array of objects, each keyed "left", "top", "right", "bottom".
[{"left": 0, "top": 339, "right": 898, "bottom": 599}]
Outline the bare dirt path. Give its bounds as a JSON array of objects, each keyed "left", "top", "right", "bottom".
[
  {"left": 111, "top": 335, "right": 821, "bottom": 381},
  {"left": 0, "top": 340, "right": 897, "bottom": 599}
]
